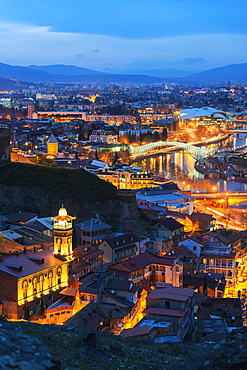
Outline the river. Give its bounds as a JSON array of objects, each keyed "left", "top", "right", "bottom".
[{"left": 134, "top": 133, "right": 247, "bottom": 192}]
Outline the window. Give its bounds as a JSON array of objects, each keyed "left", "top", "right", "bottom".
[
  {"left": 165, "top": 301, "right": 170, "bottom": 309},
  {"left": 33, "top": 277, "right": 38, "bottom": 295},
  {"left": 193, "top": 246, "right": 197, "bottom": 251},
  {"left": 57, "top": 267, "right": 62, "bottom": 285},
  {"left": 22, "top": 280, "right": 28, "bottom": 299},
  {"left": 48, "top": 271, "right": 53, "bottom": 289},
  {"left": 39, "top": 275, "right": 44, "bottom": 292}
]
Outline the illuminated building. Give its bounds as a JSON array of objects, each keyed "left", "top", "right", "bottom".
[
  {"left": 0, "top": 250, "right": 70, "bottom": 319},
  {"left": 47, "top": 133, "right": 58, "bottom": 156},
  {"left": 109, "top": 251, "right": 183, "bottom": 287},
  {"left": 118, "top": 171, "right": 158, "bottom": 190},
  {"left": 89, "top": 129, "right": 118, "bottom": 144},
  {"left": 0, "top": 206, "right": 75, "bottom": 319},
  {"left": 52, "top": 206, "right": 76, "bottom": 261},
  {"left": 32, "top": 110, "right": 87, "bottom": 122},
  {"left": 142, "top": 284, "right": 195, "bottom": 339}
]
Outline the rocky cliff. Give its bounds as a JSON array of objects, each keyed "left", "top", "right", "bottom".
[{"left": 0, "top": 163, "right": 150, "bottom": 233}]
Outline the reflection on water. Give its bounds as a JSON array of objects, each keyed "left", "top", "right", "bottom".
[
  {"left": 134, "top": 133, "right": 247, "bottom": 192},
  {"left": 136, "top": 152, "right": 202, "bottom": 180}
]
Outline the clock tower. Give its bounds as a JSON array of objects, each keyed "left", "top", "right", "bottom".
[{"left": 52, "top": 206, "right": 76, "bottom": 260}]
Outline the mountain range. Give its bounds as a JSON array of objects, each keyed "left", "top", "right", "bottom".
[{"left": 0, "top": 62, "right": 247, "bottom": 88}]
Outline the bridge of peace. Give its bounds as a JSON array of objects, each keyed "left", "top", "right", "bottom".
[{"left": 129, "top": 140, "right": 216, "bottom": 159}]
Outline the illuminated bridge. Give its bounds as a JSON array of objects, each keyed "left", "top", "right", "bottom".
[{"left": 129, "top": 141, "right": 216, "bottom": 158}]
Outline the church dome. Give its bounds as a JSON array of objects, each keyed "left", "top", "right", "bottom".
[{"left": 58, "top": 206, "right": 67, "bottom": 216}]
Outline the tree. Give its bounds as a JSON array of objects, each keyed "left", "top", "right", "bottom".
[{"left": 118, "top": 149, "right": 131, "bottom": 164}]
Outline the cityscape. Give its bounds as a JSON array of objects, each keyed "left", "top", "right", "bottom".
[{"left": 0, "top": 1, "right": 247, "bottom": 369}]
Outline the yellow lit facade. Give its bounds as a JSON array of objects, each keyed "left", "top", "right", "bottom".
[{"left": 52, "top": 206, "right": 76, "bottom": 260}]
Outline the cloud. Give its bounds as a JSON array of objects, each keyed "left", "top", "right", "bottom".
[
  {"left": 0, "top": 0, "right": 246, "bottom": 40},
  {"left": 0, "top": 21, "right": 246, "bottom": 72}
]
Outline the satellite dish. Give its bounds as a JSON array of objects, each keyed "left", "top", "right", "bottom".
[
  {"left": 118, "top": 323, "right": 123, "bottom": 328},
  {"left": 111, "top": 290, "right": 115, "bottom": 294}
]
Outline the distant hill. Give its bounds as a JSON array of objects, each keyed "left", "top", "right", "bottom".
[
  {"left": 182, "top": 63, "right": 247, "bottom": 84},
  {"left": 0, "top": 62, "right": 166, "bottom": 84},
  {"left": 104, "top": 67, "right": 193, "bottom": 78},
  {"left": 28, "top": 64, "right": 108, "bottom": 76},
  {"left": 0, "top": 62, "right": 247, "bottom": 85}
]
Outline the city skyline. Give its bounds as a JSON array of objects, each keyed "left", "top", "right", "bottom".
[{"left": 0, "top": 0, "right": 247, "bottom": 72}]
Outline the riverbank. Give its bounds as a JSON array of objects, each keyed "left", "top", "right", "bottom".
[{"left": 195, "top": 159, "right": 247, "bottom": 183}]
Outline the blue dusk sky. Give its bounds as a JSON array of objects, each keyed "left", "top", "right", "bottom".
[{"left": 0, "top": 0, "right": 247, "bottom": 72}]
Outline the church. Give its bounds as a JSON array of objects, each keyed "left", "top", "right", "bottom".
[{"left": 0, "top": 206, "right": 75, "bottom": 320}]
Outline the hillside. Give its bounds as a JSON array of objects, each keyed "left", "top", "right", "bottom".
[
  {"left": 1, "top": 320, "right": 247, "bottom": 370},
  {"left": 27, "top": 64, "right": 108, "bottom": 76},
  {"left": 182, "top": 63, "right": 247, "bottom": 84},
  {"left": 0, "top": 62, "right": 166, "bottom": 84},
  {"left": 0, "top": 76, "right": 31, "bottom": 90},
  {"left": 0, "top": 162, "right": 149, "bottom": 232}
]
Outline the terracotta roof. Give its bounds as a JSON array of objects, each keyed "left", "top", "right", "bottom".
[
  {"left": 143, "top": 307, "right": 185, "bottom": 317},
  {"left": 0, "top": 250, "right": 67, "bottom": 278},
  {"left": 110, "top": 251, "right": 175, "bottom": 274},
  {"left": 120, "top": 325, "right": 150, "bottom": 338},
  {"left": 74, "top": 245, "right": 103, "bottom": 259},
  {"left": 59, "top": 287, "right": 76, "bottom": 296},
  {"left": 188, "top": 212, "right": 215, "bottom": 222},
  {"left": 103, "top": 232, "right": 139, "bottom": 250},
  {"left": 147, "top": 286, "right": 194, "bottom": 301}
]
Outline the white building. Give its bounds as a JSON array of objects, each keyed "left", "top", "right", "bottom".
[{"left": 136, "top": 189, "right": 194, "bottom": 215}]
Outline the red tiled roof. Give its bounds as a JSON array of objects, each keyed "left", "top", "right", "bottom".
[
  {"left": 110, "top": 251, "right": 174, "bottom": 273},
  {"left": 120, "top": 325, "right": 150, "bottom": 338},
  {"left": 84, "top": 250, "right": 103, "bottom": 259},
  {"left": 143, "top": 307, "right": 185, "bottom": 317},
  {"left": 147, "top": 286, "right": 194, "bottom": 301},
  {"left": 59, "top": 287, "right": 76, "bottom": 296}
]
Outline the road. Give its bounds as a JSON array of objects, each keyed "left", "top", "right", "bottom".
[{"left": 10, "top": 152, "right": 35, "bottom": 164}]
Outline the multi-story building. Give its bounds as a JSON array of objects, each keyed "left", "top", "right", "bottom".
[
  {"left": 143, "top": 284, "right": 194, "bottom": 339},
  {"left": 75, "top": 218, "right": 111, "bottom": 247},
  {"left": 0, "top": 206, "right": 75, "bottom": 319},
  {"left": 98, "top": 232, "right": 140, "bottom": 264},
  {"left": 109, "top": 251, "right": 183, "bottom": 287},
  {"left": 89, "top": 130, "right": 118, "bottom": 144}
]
